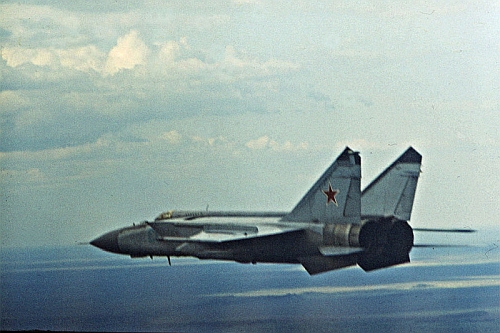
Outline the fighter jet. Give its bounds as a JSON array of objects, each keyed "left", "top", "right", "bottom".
[{"left": 90, "top": 147, "right": 471, "bottom": 275}]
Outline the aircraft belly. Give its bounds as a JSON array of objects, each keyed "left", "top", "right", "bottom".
[{"left": 186, "top": 229, "right": 317, "bottom": 264}]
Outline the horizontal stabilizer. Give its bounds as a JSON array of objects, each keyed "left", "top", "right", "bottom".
[
  {"left": 413, "top": 244, "right": 474, "bottom": 248},
  {"left": 298, "top": 254, "right": 358, "bottom": 275},
  {"left": 413, "top": 228, "right": 476, "bottom": 233},
  {"left": 358, "top": 253, "right": 410, "bottom": 272}
]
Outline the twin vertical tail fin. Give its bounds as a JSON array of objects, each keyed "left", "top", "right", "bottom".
[
  {"left": 283, "top": 146, "right": 423, "bottom": 274},
  {"left": 361, "top": 147, "right": 422, "bottom": 221},
  {"left": 282, "top": 147, "right": 361, "bottom": 224}
]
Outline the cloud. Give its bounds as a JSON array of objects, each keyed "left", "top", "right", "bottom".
[
  {"left": 1, "top": 28, "right": 296, "bottom": 80},
  {"left": 245, "top": 136, "right": 308, "bottom": 152},
  {"left": 161, "top": 130, "right": 182, "bottom": 144},
  {"left": 1, "top": 47, "right": 54, "bottom": 68},
  {"left": 1, "top": 1, "right": 498, "bottom": 248},
  {"left": 245, "top": 136, "right": 270, "bottom": 150},
  {"left": 1, "top": 18, "right": 302, "bottom": 152},
  {"left": 1, "top": 45, "right": 105, "bottom": 73},
  {"left": 158, "top": 40, "right": 182, "bottom": 64},
  {"left": 104, "top": 30, "right": 149, "bottom": 76},
  {"left": 222, "top": 45, "right": 299, "bottom": 79},
  {"left": 208, "top": 276, "right": 500, "bottom": 298},
  {"left": 57, "top": 46, "right": 105, "bottom": 72}
]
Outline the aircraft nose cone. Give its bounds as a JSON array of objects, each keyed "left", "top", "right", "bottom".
[{"left": 90, "top": 230, "right": 121, "bottom": 253}]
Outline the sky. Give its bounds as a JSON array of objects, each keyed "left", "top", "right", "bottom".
[{"left": 0, "top": 0, "right": 499, "bottom": 248}]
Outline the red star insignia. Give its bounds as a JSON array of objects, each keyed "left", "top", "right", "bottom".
[{"left": 322, "top": 183, "right": 339, "bottom": 206}]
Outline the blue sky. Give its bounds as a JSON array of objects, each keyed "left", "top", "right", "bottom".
[{"left": 1, "top": 0, "right": 499, "bottom": 247}]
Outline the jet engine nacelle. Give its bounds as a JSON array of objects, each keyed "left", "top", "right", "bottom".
[
  {"left": 322, "top": 218, "right": 414, "bottom": 271},
  {"left": 357, "top": 217, "right": 414, "bottom": 271},
  {"left": 323, "top": 223, "right": 361, "bottom": 247}
]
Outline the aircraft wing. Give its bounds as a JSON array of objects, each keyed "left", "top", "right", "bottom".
[{"left": 147, "top": 221, "right": 303, "bottom": 243}]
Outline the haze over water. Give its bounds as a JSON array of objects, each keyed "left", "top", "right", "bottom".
[{"left": 1, "top": 235, "right": 499, "bottom": 332}]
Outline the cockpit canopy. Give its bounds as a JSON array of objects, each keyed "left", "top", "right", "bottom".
[
  {"left": 155, "top": 210, "right": 206, "bottom": 220},
  {"left": 155, "top": 210, "right": 173, "bottom": 220}
]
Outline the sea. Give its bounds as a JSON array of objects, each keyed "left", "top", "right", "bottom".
[{"left": 1, "top": 239, "right": 499, "bottom": 332}]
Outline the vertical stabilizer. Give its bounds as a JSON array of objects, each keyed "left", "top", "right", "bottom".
[
  {"left": 283, "top": 147, "right": 361, "bottom": 224},
  {"left": 361, "top": 147, "right": 422, "bottom": 221}
]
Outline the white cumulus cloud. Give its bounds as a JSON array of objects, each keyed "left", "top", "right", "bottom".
[
  {"left": 1, "top": 45, "right": 105, "bottom": 73},
  {"left": 104, "top": 30, "right": 149, "bottom": 76}
]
